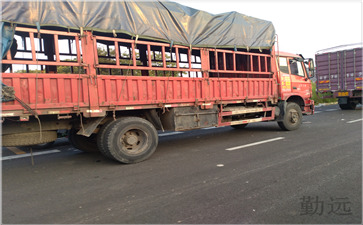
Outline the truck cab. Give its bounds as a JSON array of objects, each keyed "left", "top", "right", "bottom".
[{"left": 276, "top": 52, "right": 315, "bottom": 115}]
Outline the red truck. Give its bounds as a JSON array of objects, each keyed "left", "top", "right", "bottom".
[
  {"left": 1, "top": 1, "right": 315, "bottom": 163},
  {"left": 315, "top": 44, "right": 362, "bottom": 109}
]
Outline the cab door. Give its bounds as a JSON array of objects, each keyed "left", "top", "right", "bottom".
[{"left": 288, "top": 59, "right": 311, "bottom": 99}]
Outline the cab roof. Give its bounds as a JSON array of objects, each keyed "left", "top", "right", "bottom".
[{"left": 276, "top": 51, "right": 302, "bottom": 58}]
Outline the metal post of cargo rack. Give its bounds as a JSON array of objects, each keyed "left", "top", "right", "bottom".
[
  {"left": 353, "top": 49, "right": 356, "bottom": 89},
  {"left": 337, "top": 52, "right": 340, "bottom": 90},
  {"left": 328, "top": 53, "right": 331, "bottom": 89},
  {"left": 344, "top": 51, "right": 347, "bottom": 90}
]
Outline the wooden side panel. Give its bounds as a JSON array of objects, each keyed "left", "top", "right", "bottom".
[
  {"left": 2, "top": 73, "right": 89, "bottom": 111},
  {"left": 97, "top": 76, "right": 204, "bottom": 106},
  {"left": 208, "top": 78, "right": 274, "bottom": 101},
  {"left": 96, "top": 76, "right": 274, "bottom": 107}
]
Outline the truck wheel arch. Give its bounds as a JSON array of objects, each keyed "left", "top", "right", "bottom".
[
  {"left": 276, "top": 95, "right": 305, "bottom": 121},
  {"left": 286, "top": 95, "right": 305, "bottom": 110}
]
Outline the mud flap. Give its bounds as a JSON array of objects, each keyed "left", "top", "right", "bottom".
[
  {"left": 276, "top": 100, "right": 287, "bottom": 122},
  {"left": 144, "top": 109, "right": 164, "bottom": 131},
  {"left": 77, "top": 115, "right": 106, "bottom": 137}
]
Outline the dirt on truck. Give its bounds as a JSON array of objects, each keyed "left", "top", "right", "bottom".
[{"left": 1, "top": 1, "right": 315, "bottom": 163}]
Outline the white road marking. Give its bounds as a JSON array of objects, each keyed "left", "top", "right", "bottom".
[
  {"left": 346, "top": 118, "right": 363, "bottom": 124},
  {"left": 158, "top": 132, "right": 184, "bottom": 137},
  {"left": 2, "top": 150, "right": 61, "bottom": 161},
  {"left": 226, "top": 137, "right": 285, "bottom": 151},
  {"left": 314, "top": 111, "right": 322, "bottom": 114},
  {"left": 202, "top": 127, "right": 218, "bottom": 130},
  {"left": 325, "top": 109, "right": 339, "bottom": 112}
]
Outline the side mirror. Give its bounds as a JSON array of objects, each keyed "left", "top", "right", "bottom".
[{"left": 307, "top": 58, "right": 315, "bottom": 78}]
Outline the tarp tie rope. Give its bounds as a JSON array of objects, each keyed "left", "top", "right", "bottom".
[
  {"left": 34, "top": 23, "right": 42, "bottom": 142},
  {"left": 165, "top": 41, "right": 174, "bottom": 102},
  {"left": 36, "top": 21, "right": 40, "bottom": 34},
  {"left": 135, "top": 35, "right": 139, "bottom": 46}
]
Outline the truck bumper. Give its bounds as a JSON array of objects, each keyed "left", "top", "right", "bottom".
[{"left": 304, "top": 99, "right": 314, "bottom": 115}]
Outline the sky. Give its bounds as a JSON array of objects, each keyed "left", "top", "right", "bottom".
[{"left": 172, "top": 0, "right": 362, "bottom": 59}]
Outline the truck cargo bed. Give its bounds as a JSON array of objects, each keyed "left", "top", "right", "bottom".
[{"left": 316, "top": 46, "right": 362, "bottom": 94}]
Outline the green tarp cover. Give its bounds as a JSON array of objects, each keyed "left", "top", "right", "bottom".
[{"left": 1, "top": 0, "right": 275, "bottom": 49}]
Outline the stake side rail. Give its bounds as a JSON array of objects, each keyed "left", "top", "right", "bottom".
[{"left": 2, "top": 27, "right": 276, "bottom": 119}]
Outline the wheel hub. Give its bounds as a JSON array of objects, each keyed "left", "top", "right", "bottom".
[
  {"left": 120, "top": 129, "right": 147, "bottom": 153},
  {"left": 290, "top": 111, "right": 298, "bottom": 123},
  {"left": 124, "top": 132, "right": 138, "bottom": 145}
]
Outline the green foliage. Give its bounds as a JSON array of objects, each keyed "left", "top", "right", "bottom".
[
  {"left": 57, "top": 59, "right": 84, "bottom": 74},
  {"left": 97, "top": 47, "right": 182, "bottom": 76},
  {"left": 14, "top": 47, "right": 182, "bottom": 76},
  {"left": 311, "top": 81, "right": 337, "bottom": 104},
  {"left": 14, "top": 69, "right": 44, "bottom": 73}
]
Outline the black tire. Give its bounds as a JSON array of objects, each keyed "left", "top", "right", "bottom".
[
  {"left": 96, "top": 119, "right": 118, "bottom": 160},
  {"left": 68, "top": 129, "right": 99, "bottom": 152},
  {"left": 231, "top": 124, "right": 248, "bottom": 129},
  {"left": 339, "top": 104, "right": 350, "bottom": 110},
  {"left": 339, "top": 102, "right": 357, "bottom": 110},
  {"left": 2, "top": 131, "right": 57, "bottom": 147},
  {"left": 278, "top": 102, "right": 303, "bottom": 131},
  {"left": 102, "top": 117, "right": 158, "bottom": 164}
]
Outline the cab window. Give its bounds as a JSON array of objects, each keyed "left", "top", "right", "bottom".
[{"left": 289, "top": 60, "right": 305, "bottom": 77}]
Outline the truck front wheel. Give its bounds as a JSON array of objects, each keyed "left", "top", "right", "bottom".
[
  {"left": 278, "top": 102, "right": 302, "bottom": 131},
  {"left": 102, "top": 117, "right": 158, "bottom": 164}
]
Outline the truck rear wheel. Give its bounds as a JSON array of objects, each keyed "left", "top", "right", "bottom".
[
  {"left": 339, "top": 101, "right": 357, "bottom": 110},
  {"left": 102, "top": 117, "right": 158, "bottom": 164},
  {"left": 278, "top": 102, "right": 302, "bottom": 131},
  {"left": 68, "top": 129, "right": 99, "bottom": 152},
  {"left": 96, "top": 119, "right": 118, "bottom": 160}
]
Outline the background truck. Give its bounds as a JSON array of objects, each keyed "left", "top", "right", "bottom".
[
  {"left": 1, "top": 1, "right": 315, "bottom": 163},
  {"left": 315, "top": 44, "right": 362, "bottom": 109}
]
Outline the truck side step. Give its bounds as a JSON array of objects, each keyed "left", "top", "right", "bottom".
[
  {"left": 220, "top": 116, "right": 274, "bottom": 127},
  {"left": 221, "top": 106, "right": 273, "bottom": 116}
]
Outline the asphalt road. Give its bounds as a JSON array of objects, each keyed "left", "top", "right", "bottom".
[{"left": 2, "top": 104, "right": 362, "bottom": 224}]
